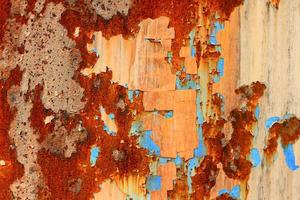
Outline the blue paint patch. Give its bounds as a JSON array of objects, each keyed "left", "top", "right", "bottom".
[
  {"left": 103, "top": 125, "right": 116, "bottom": 136},
  {"left": 187, "top": 157, "right": 199, "bottom": 194},
  {"left": 92, "top": 47, "right": 99, "bottom": 57},
  {"left": 194, "top": 127, "right": 206, "bottom": 157},
  {"left": 130, "top": 121, "right": 143, "bottom": 136},
  {"left": 196, "top": 91, "right": 204, "bottom": 125},
  {"left": 217, "top": 58, "right": 224, "bottom": 77},
  {"left": 230, "top": 185, "right": 241, "bottom": 199},
  {"left": 212, "top": 75, "right": 220, "bottom": 83},
  {"left": 167, "top": 51, "right": 173, "bottom": 63},
  {"left": 189, "top": 30, "right": 196, "bottom": 57},
  {"left": 255, "top": 106, "right": 260, "bottom": 120},
  {"left": 265, "top": 116, "right": 281, "bottom": 129},
  {"left": 139, "top": 130, "right": 160, "bottom": 156},
  {"left": 210, "top": 21, "right": 224, "bottom": 45},
  {"left": 283, "top": 143, "right": 299, "bottom": 171},
  {"left": 90, "top": 146, "right": 100, "bottom": 167},
  {"left": 146, "top": 176, "right": 161, "bottom": 191},
  {"left": 164, "top": 111, "right": 173, "bottom": 118},
  {"left": 128, "top": 90, "right": 134, "bottom": 103},
  {"left": 212, "top": 58, "right": 224, "bottom": 83},
  {"left": 174, "top": 155, "right": 183, "bottom": 166},
  {"left": 128, "top": 90, "right": 140, "bottom": 103},
  {"left": 216, "top": 46, "right": 222, "bottom": 52},
  {"left": 218, "top": 185, "right": 240, "bottom": 199},
  {"left": 250, "top": 148, "right": 261, "bottom": 167},
  {"left": 108, "top": 113, "right": 115, "bottom": 120},
  {"left": 194, "top": 90, "right": 206, "bottom": 157},
  {"left": 175, "top": 74, "right": 200, "bottom": 90},
  {"left": 283, "top": 113, "right": 293, "bottom": 120},
  {"left": 159, "top": 157, "right": 171, "bottom": 164},
  {"left": 218, "top": 189, "right": 230, "bottom": 196}
]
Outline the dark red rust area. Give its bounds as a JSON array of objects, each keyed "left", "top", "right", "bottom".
[
  {"left": 0, "top": 0, "right": 11, "bottom": 45},
  {"left": 201, "top": 0, "right": 243, "bottom": 19},
  {"left": 215, "top": 193, "right": 237, "bottom": 200},
  {"left": 29, "top": 85, "right": 55, "bottom": 142},
  {"left": 202, "top": 119, "right": 226, "bottom": 162},
  {"left": 192, "top": 82, "right": 266, "bottom": 199},
  {"left": 0, "top": 67, "right": 24, "bottom": 199},
  {"left": 37, "top": 71, "right": 149, "bottom": 199},
  {"left": 57, "top": 0, "right": 200, "bottom": 70},
  {"left": 192, "top": 156, "right": 220, "bottom": 200},
  {"left": 235, "top": 81, "right": 266, "bottom": 109},
  {"left": 167, "top": 173, "right": 190, "bottom": 200},
  {"left": 264, "top": 116, "right": 300, "bottom": 161},
  {"left": 221, "top": 83, "right": 265, "bottom": 180}
]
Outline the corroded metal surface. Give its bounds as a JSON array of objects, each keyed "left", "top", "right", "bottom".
[{"left": 0, "top": 0, "right": 299, "bottom": 199}]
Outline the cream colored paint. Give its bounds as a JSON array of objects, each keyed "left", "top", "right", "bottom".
[{"left": 239, "top": 0, "right": 300, "bottom": 199}]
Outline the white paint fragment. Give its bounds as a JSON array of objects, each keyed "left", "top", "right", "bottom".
[
  {"left": 74, "top": 27, "right": 80, "bottom": 38},
  {"left": 0, "top": 160, "right": 6, "bottom": 166},
  {"left": 44, "top": 115, "right": 54, "bottom": 124},
  {"left": 99, "top": 106, "right": 117, "bottom": 135}
]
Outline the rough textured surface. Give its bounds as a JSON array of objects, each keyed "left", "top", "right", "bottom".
[
  {"left": 2, "top": 0, "right": 300, "bottom": 199},
  {"left": 91, "top": 0, "right": 132, "bottom": 20}
]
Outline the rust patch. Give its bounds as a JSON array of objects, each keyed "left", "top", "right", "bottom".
[
  {"left": 192, "top": 82, "right": 266, "bottom": 199},
  {"left": 167, "top": 170, "right": 189, "bottom": 200},
  {"left": 200, "top": 0, "right": 243, "bottom": 19},
  {"left": 264, "top": 116, "right": 300, "bottom": 161},
  {"left": 0, "top": 0, "right": 11, "bottom": 44},
  {"left": 268, "top": 0, "right": 280, "bottom": 9},
  {"left": 0, "top": 67, "right": 24, "bottom": 199},
  {"left": 216, "top": 193, "right": 237, "bottom": 200},
  {"left": 37, "top": 71, "right": 150, "bottom": 199},
  {"left": 58, "top": 0, "right": 200, "bottom": 70},
  {"left": 192, "top": 156, "right": 220, "bottom": 199},
  {"left": 0, "top": 0, "right": 251, "bottom": 198}
]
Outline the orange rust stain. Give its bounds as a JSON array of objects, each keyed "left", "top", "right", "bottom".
[
  {"left": 192, "top": 156, "right": 220, "bottom": 200},
  {"left": 0, "top": 67, "right": 24, "bottom": 199},
  {"left": 264, "top": 116, "right": 300, "bottom": 161},
  {"left": 200, "top": 0, "right": 243, "bottom": 19},
  {"left": 167, "top": 172, "right": 190, "bottom": 200},
  {"left": 37, "top": 71, "right": 150, "bottom": 199},
  {"left": 268, "top": 0, "right": 280, "bottom": 9},
  {"left": 192, "top": 82, "right": 266, "bottom": 199},
  {"left": 0, "top": 0, "right": 249, "bottom": 198},
  {"left": 0, "top": 0, "right": 11, "bottom": 44},
  {"left": 57, "top": 0, "right": 200, "bottom": 70}
]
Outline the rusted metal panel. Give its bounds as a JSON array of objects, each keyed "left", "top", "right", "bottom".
[{"left": 0, "top": 0, "right": 299, "bottom": 199}]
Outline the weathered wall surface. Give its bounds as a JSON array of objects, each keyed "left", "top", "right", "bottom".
[{"left": 0, "top": 0, "right": 300, "bottom": 199}]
